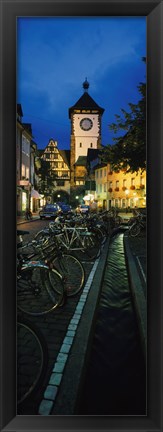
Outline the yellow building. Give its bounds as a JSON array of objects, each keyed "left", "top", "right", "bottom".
[{"left": 95, "top": 163, "right": 146, "bottom": 210}]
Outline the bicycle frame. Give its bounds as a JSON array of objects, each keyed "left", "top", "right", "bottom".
[{"left": 54, "top": 226, "right": 92, "bottom": 251}]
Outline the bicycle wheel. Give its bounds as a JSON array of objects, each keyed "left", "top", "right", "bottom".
[
  {"left": 17, "top": 318, "right": 48, "bottom": 407},
  {"left": 17, "top": 265, "right": 64, "bottom": 316},
  {"left": 129, "top": 223, "right": 141, "bottom": 237},
  {"left": 75, "top": 233, "right": 101, "bottom": 261},
  {"left": 94, "top": 227, "right": 107, "bottom": 245},
  {"left": 34, "top": 230, "right": 51, "bottom": 247},
  {"left": 50, "top": 254, "right": 85, "bottom": 296}
]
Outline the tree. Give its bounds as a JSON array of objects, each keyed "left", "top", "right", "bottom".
[
  {"left": 36, "top": 158, "right": 56, "bottom": 196},
  {"left": 70, "top": 185, "right": 85, "bottom": 207},
  {"left": 102, "top": 62, "right": 146, "bottom": 173}
]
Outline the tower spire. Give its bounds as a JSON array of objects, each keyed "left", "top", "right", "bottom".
[{"left": 83, "top": 77, "right": 89, "bottom": 92}]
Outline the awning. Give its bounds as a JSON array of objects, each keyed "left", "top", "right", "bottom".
[{"left": 31, "top": 189, "right": 40, "bottom": 199}]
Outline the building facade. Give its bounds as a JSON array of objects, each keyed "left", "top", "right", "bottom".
[
  {"left": 17, "top": 104, "right": 33, "bottom": 215},
  {"left": 95, "top": 162, "right": 146, "bottom": 210},
  {"left": 40, "top": 139, "right": 70, "bottom": 203}
]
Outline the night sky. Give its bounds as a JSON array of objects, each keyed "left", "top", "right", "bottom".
[{"left": 17, "top": 16, "right": 146, "bottom": 150}]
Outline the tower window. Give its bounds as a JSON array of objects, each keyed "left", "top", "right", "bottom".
[
  {"left": 90, "top": 143, "right": 93, "bottom": 148},
  {"left": 79, "top": 143, "right": 82, "bottom": 148}
]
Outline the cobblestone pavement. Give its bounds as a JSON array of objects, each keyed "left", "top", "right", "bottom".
[{"left": 17, "top": 221, "right": 99, "bottom": 415}]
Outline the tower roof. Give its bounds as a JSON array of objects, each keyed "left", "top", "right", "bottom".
[{"left": 69, "top": 80, "right": 104, "bottom": 118}]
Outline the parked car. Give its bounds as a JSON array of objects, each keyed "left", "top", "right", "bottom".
[
  {"left": 76, "top": 204, "right": 90, "bottom": 214},
  {"left": 39, "top": 204, "right": 61, "bottom": 219},
  {"left": 58, "top": 202, "right": 73, "bottom": 215}
]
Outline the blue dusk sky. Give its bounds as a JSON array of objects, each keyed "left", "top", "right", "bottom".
[{"left": 17, "top": 16, "right": 146, "bottom": 150}]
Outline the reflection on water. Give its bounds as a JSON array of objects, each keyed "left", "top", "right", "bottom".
[{"left": 78, "top": 234, "right": 146, "bottom": 415}]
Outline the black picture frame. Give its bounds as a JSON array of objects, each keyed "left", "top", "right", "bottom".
[{"left": 0, "top": 0, "right": 162, "bottom": 431}]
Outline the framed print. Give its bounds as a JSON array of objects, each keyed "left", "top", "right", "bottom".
[{"left": 0, "top": 0, "right": 163, "bottom": 431}]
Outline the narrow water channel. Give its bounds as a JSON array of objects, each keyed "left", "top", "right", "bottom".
[{"left": 77, "top": 233, "right": 146, "bottom": 415}]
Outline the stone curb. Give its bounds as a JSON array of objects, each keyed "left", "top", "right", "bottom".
[
  {"left": 123, "top": 233, "right": 147, "bottom": 362},
  {"left": 50, "top": 237, "right": 111, "bottom": 415},
  {"left": 17, "top": 217, "right": 40, "bottom": 225}
]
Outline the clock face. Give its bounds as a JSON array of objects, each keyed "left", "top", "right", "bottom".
[{"left": 80, "top": 118, "right": 93, "bottom": 131}]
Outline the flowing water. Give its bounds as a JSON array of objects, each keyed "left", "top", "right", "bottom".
[{"left": 78, "top": 233, "right": 146, "bottom": 415}]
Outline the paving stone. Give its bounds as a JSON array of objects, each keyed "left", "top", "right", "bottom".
[
  {"left": 63, "top": 336, "right": 74, "bottom": 344},
  {"left": 53, "top": 362, "right": 65, "bottom": 373},
  {"left": 83, "top": 287, "right": 90, "bottom": 293},
  {"left": 56, "top": 352, "right": 68, "bottom": 363},
  {"left": 60, "top": 343, "right": 71, "bottom": 354},
  {"left": 44, "top": 385, "right": 58, "bottom": 401},
  {"left": 49, "top": 373, "right": 62, "bottom": 386},
  {"left": 78, "top": 297, "right": 86, "bottom": 303},
  {"left": 70, "top": 318, "right": 80, "bottom": 325},
  {"left": 38, "top": 399, "right": 53, "bottom": 415},
  {"left": 76, "top": 304, "right": 84, "bottom": 312},
  {"left": 80, "top": 294, "right": 87, "bottom": 300},
  {"left": 73, "top": 312, "right": 81, "bottom": 318},
  {"left": 67, "top": 330, "right": 75, "bottom": 337},
  {"left": 68, "top": 323, "right": 77, "bottom": 330}
]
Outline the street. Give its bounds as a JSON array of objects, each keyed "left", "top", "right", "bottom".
[{"left": 17, "top": 218, "right": 147, "bottom": 415}]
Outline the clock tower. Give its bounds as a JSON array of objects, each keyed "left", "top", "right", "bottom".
[{"left": 69, "top": 79, "right": 104, "bottom": 186}]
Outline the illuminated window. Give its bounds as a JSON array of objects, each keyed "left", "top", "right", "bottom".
[
  {"left": 21, "top": 164, "right": 25, "bottom": 177},
  {"left": 26, "top": 167, "right": 29, "bottom": 179},
  {"left": 22, "top": 192, "right": 27, "bottom": 211}
]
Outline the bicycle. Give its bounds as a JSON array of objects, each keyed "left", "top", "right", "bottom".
[
  {"left": 17, "top": 231, "right": 65, "bottom": 316},
  {"left": 128, "top": 212, "right": 146, "bottom": 237},
  {"left": 49, "top": 224, "right": 101, "bottom": 262},
  {"left": 18, "top": 229, "right": 85, "bottom": 298},
  {"left": 17, "top": 316, "right": 48, "bottom": 408}
]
